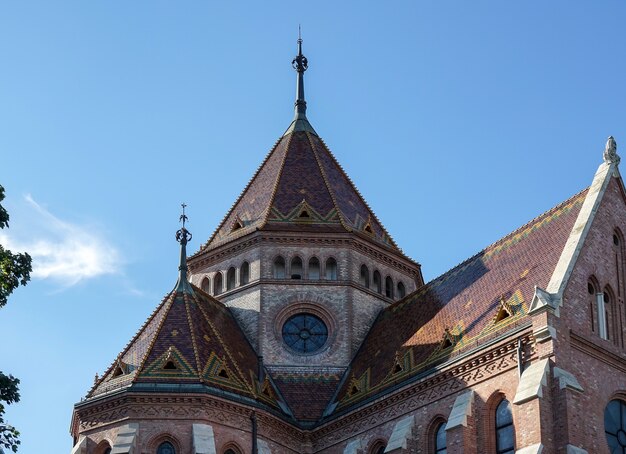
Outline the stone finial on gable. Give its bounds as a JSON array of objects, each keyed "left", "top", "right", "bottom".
[{"left": 603, "top": 136, "right": 619, "bottom": 164}]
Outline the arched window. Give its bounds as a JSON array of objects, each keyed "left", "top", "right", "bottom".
[
  {"left": 226, "top": 267, "right": 236, "bottom": 290},
  {"left": 495, "top": 399, "right": 515, "bottom": 454},
  {"left": 373, "top": 270, "right": 382, "bottom": 293},
  {"left": 201, "top": 276, "right": 210, "bottom": 293},
  {"left": 273, "top": 256, "right": 285, "bottom": 279},
  {"left": 157, "top": 441, "right": 176, "bottom": 454},
  {"left": 613, "top": 229, "right": 625, "bottom": 348},
  {"left": 104, "top": 449, "right": 111, "bottom": 454},
  {"left": 604, "top": 288, "right": 614, "bottom": 342},
  {"left": 224, "top": 448, "right": 242, "bottom": 454},
  {"left": 385, "top": 276, "right": 394, "bottom": 298},
  {"left": 434, "top": 421, "right": 447, "bottom": 453},
  {"left": 397, "top": 281, "right": 406, "bottom": 299},
  {"left": 240, "top": 261, "right": 250, "bottom": 285},
  {"left": 605, "top": 399, "right": 626, "bottom": 452},
  {"left": 213, "top": 272, "right": 223, "bottom": 296},
  {"left": 588, "top": 279, "right": 598, "bottom": 333},
  {"left": 291, "top": 257, "right": 303, "bottom": 279},
  {"left": 308, "top": 257, "right": 320, "bottom": 280},
  {"left": 369, "top": 440, "right": 386, "bottom": 454},
  {"left": 359, "top": 265, "right": 370, "bottom": 288},
  {"left": 325, "top": 258, "right": 338, "bottom": 280}
]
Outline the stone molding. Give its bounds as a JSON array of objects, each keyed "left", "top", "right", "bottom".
[
  {"left": 570, "top": 331, "right": 626, "bottom": 374},
  {"left": 111, "top": 423, "right": 138, "bottom": 454},
  {"left": 516, "top": 443, "right": 543, "bottom": 454},
  {"left": 565, "top": 444, "right": 589, "bottom": 454},
  {"left": 70, "top": 436, "right": 87, "bottom": 454},
  {"left": 552, "top": 367, "right": 584, "bottom": 393},
  {"left": 445, "top": 391, "right": 473, "bottom": 430},
  {"left": 513, "top": 359, "right": 549, "bottom": 405},
  {"left": 192, "top": 423, "right": 216, "bottom": 454},
  {"left": 384, "top": 415, "right": 415, "bottom": 452}
]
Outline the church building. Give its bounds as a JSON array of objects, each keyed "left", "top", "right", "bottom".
[{"left": 70, "top": 39, "right": 626, "bottom": 454}]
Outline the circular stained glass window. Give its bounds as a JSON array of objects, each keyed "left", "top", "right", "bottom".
[
  {"left": 606, "top": 399, "right": 626, "bottom": 452},
  {"left": 282, "top": 313, "right": 328, "bottom": 353}
]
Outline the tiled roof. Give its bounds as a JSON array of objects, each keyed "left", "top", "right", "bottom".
[
  {"left": 88, "top": 284, "right": 284, "bottom": 412},
  {"left": 332, "top": 188, "right": 588, "bottom": 412},
  {"left": 193, "top": 128, "right": 401, "bottom": 254},
  {"left": 271, "top": 371, "right": 342, "bottom": 422}
]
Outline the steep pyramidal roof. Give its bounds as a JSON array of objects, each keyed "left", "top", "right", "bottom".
[
  {"left": 194, "top": 38, "right": 401, "bottom": 255},
  {"left": 330, "top": 187, "right": 588, "bottom": 414},
  {"left": 88, "top": 211, "right": 286, "bottom": 414}
]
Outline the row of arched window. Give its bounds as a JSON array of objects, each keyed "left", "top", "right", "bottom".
[
  {"left": 272, "top": 256, "right": 338, "bottom": 280},
  {"left": 359, "top": 264, "right": 406, "bottom": 299},
  {"left": 200, "top": 261, "right": 250, "bottom": 296},
  {"left": 364, "top": 398, "right": 514, "bottom": 454},
  {"left": 198, "top": 257, "right": 408, "bottom": 301},
  {"left": 98, "top": 441, "right": 242, "bottom": 454}
]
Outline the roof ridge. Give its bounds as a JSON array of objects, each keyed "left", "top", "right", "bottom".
[
  {"left": 424, "top": 186, "right": 589, "bottom": 289},
  {"left": 133, "top": 291, "right": 178, "bottom": 379},
  {"left": 305, "top": 131, "right": 352, "bottom": 233},
  {"left": 184, "top": 293, "right": 203, "bottom": 379},
  {"left": 316, "top": 136, "right": 402, "bottom": 253},
  {"left": 193, "top": 137, "right": 284, "bottom": 257},
  {"left": 258, "top": 131, "right": 296, "bottom": 231},
  {"left": 88, "top": 291, "right": 175, "bottom": 396}
]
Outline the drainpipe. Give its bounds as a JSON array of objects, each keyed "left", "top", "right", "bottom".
[
  {"left": 251, "top": 412, "right": 258, "bottom": 454},
  {"left": 516, "top": 339, "right": 524, "bottom": 377}
]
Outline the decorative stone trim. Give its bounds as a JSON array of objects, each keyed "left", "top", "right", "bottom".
[
  {"left": 258, "top": 439, "right": 272, "bottom": 454},
  {"left": 111, "top": 423, "right": 138, "bottom": 454},
  {"left": 513, "top": 359, "right": 549, "bottom": 405},
  {"left": 192, "top": 423, "right": 216, "bottom": 454},
  {"left": 565, "top": 444, "right": 589, "bottom": 454},
  {"left": 70, "top": 436, "right": 87, "bottom": 454},
  {"left": 515, "top": 443, "right": 543, "bottom": 454},
  {"left": 445, "top": 390, "right": 474, "bottom": 430},
  {"left": 343, "top": 439, "right": 364, "bottom": 454},
  {"left": 384, "top": 415, "right": 415, "bottom": 452},
  {"left": 528, "top": 286, "right": 560, "bottom": 315},
  {"left": 532, "top": 325, "right": 556, "bottom": 344},
  {"left": 553, "top": 367, "right": 584, "bottom": 393}
]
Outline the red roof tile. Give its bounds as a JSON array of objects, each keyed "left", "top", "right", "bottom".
[{"left": 333, "top": 188, "right": 588, "bottom": 411}]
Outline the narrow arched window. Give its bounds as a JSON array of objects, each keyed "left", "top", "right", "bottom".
[
  {"left": 273, "top": 256, "right": 285, "bottom": 279},
  {"left": 308, "top": 257, "right": 320, "bottom": 280},
  {"left": 226, "top": 267, "right": 236, "bottom": 290},
  {"left": 588, "top": 280, "right": 597, "bottom": 333},
  {"left": 240, "top": 261, "right": 250, "bottom": 285},
  {"left": 604, "top": 289, "right": 614, "bottom": 341},
  {"left": 224, "top": 449, "right": 241, "bottom": 454},
  {"left": 291, "top": 257, "right": 303, "bottom": 279},
  {"left": 369, "top": 440, "right": 387, "bottom": 454},
  {"left": 397, "top": 281, "right": 406, "bottom": 299},
  {"left": 360, "top": 265, "right": 370, "bottom": 288},
  {"left": 434, "top": 421, "right": 447, "bottom": 453},
  {"left": 157, "top": 441, "right": 176, "bottom": 454},
  {"left": 385, "top": 276, "right": 394, "bottom": 298},
  {"left": 326, "top": 258, "right": 338, "bottom": 280},
  {"left": 495, "top": 399, "right": 515, "bottom": 454},
  {"left": 373, "top": 270, "right": 382, "bottom": 293},
  {"left": 201, "top": 276, "right": 210, "bottom": 293},
  {"left": 213, "top": 272, "right": 223, "bottom": 296}
]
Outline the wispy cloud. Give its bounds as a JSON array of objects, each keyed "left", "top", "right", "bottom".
[{"left": 0, "top": 195, "right": 121, "bottom": 287}]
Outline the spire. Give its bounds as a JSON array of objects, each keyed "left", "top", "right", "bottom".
[
  {"left": 284, "top": 28, "right": 317, "bottom": 136},
  {"left": 175, "top": 203, "right": 193, "bottom": 293}
]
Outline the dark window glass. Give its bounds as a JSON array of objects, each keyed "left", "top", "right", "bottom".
[
  {"left": 291, "top": 257, "right": 303, "bottom": 279},
  {"left": 373, "top": 271, "right": 382, "bottom": 293},
  {"left": 325, "top": 258, "right": 337, "bottom": 280},
  {"left": 157, "top": 441, "right": 176, "bottom": 454},
  {"left": 104, "top": 449, "right": 112, "bottom": 454},
  {"left": 282, "top": 313, "right": 328, "bottom": 353},
  {"left": 385, "top": 276, "right": 394, "bottom": 298},
  {"left": 240, "top": 262, "right": 250, "bottom": 285},
  {"left": 605, "top": 399, "right": 626, "bottom": 452},
  {"left": 273, "top": 256, "right": 285, "bottom": 278},
  {"left": 495, "top": 399, "right": 515, "bottom": 454},
  {"left": 360, "top": 265, "right": 370, "bottom": 288},
  {"left": 201, "top": 277, "right": 210, "bottom": 293},
  {"left": 309, "top": 257, "right": 320, "bottom": 280},
  {"left": 226, "top": 267, "right": 236, "bottom": 290},
  {"left": 435, "top": 421, "right": 447, "bottom": 453},
  {"left": 213, "top": 272, "right": 223, "bottom": 296},
  {"left": 224, "top": 450, "right": 238, "bottom": 454},
  {"left": 397, "top": 281, "right": 406, "bottom": 299}
]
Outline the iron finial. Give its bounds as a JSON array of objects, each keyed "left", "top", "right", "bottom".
[
  {"left": 292, "top": 28, "right": 308, "bottom": 120},
  {"left": 174, "top": 203, "right": 194, "bottom": 294},
  {"left": 176, "top": 203, "right": 192, "bottom": 245}
]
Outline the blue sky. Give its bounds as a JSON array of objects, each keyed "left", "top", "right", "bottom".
[{"left": 1, "top": 1, "right": 625, "bottom": 452}]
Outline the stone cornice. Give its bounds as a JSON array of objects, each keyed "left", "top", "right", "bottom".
[
  {"left": 570, "top": 330, "right": 626, "bottom": 373},
  {"left": 188, "top": 231, "right": 421, "bottom": 279}
]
